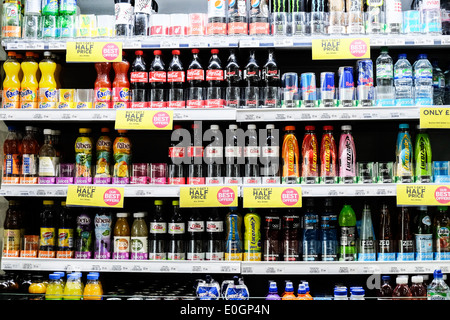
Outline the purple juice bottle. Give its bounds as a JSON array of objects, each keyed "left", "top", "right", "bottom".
[
  {"left": 266, "top": 281, "right": 281, "bottom": 300},
  {"left": 338, "top": 125, "right": 356, "bottom": 184},
  {"left": 74, "top": 208, "right": 94, "bottom": 259},
  {"left": 94, "top": 209, "right": 113, "bottom": 259}
]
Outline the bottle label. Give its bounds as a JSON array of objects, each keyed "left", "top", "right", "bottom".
[
  {"left": 39, "top": 88, "right": 58, "bottom": 103},
  {"left": 168, "top": 222, "right": 185, "bottom": 234},
  {"left": 187, "top": 69, "right": 205, "bottom": 81},
  {"left": 207, "top": 221, "right": 224, "bottom": 232},
  {"left": 188, "top": 146, "right": 204, "bottom": 158},
  {"left": 134, "top": 0, "right": 152, "bottom": 14},
  {"left": 261, "top": 146, "right": 280, "bottom": 158},
  {"left": 3, "top": 229, "right": 20, "bottom": 257},
  {"left": 169, "top": 146, "right": 185, "bottom": 159},
  {"left": 415, "top": 233, "right": 433, "bottom": 260},
  {"left": 149, "top": 252, "right": 167, "bottom": 260},
  {"left": 377, "top": 239, "right": 396, "bottom": 261},
  {"left": 187, "top": 252, "right": 205, "bottom": 260},
  {"left": 20, "top": 87, "right": 38, "bottom": 102},
  {"left": 422, "top": 0, "right": 440, "bottom": 9},
  {"left": 4, "top": 154, "right": 20, "bottom": 176},
  {"left": 131, "top": 236, "right": 149, "bottom": 260},
  {"left": 188, "top": 177, "right": 206, "bottom": 184},
  {"left": 376, "top": 64, "right": 393, "bottom": 79},
  {"left": 57, "top": 228, "right": 74, "bottom": 249},
  {"left": 206, "top": 70, "right": 224, "bottom": 81},
  {"left": 428, "top": 292, "right": 449, "bottom": 300},
  {"left": 340, "top": 226, "right": 356, "bottom": 247},
  {"left": 21, "top": 235, "right": 39, "bottom": 258},
  {"left": 415, "top": 68, "right": 433, "bottom": 80},
  {"left": 56, "top": 250, "right": 74, "bottom": 259},
  {"left": 167, "top": 71, "right": 185, "bottom": 83},
  {"left": 112, "top": 87, "right": 130, "bottom": 102},
  {"left": 95, "top": 87, "right": 112, "bottom": 102},
  {"left": 394, "top": 68, "right": 412, "bottom": 80},
  {"left": 206, "top": 252, "right": 224, "bottom": 260},
  {"left": 358, "top": 252, "right": 376, "bottom": 261},
  {"left": 167, "top": 252, "right": 186, "bottom": 260},
  {"left": 2, "top": 88, "right": 20, "bottom": 109},
  {"left": 225, "top": 146, "right": 243, "bottom": 158},
  {"left": 38, "top": 156, "right": 57, "bottom": 177},
  {"left": 130, "top": 72, "right": 149, "bottom": 83},
  {"left": 149, "top": 71, "right": 167, "bottom": 83},
  {"left": 245, "top": 146, "right": 260, "bottom": 157},
  {"left": 113, "top": 236, "right": 130, "bottom": 259},
  {"left": 205, "top": 146, "right": 223, "bottom": 158},
  {"left": 115, "top": 3, "right": 134, "bottom": 25},
  {"left": 168, "top": 177, "right": 186, "bottom": 184},
  {"left": 188, "top": 221, "right": 205, "bottom": 232},
  {"left": 40, "top": 227, "right": 56, "bottom": 247}
]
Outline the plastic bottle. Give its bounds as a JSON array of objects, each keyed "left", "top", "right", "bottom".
[
  {"left": 260, "top": 124, "right": 280, "bottom": 183},
  {"left": 83, "top": 273, "right": 103, "bottom": 300},
  {"left": 224, "top": 124, "right": 242, "bottom": 183},
  {"left": 281, "top": 126, "right": 300, "bottom": 184},
  {"left": 2, "top": 200, "right": 21, "bottom": 258},
  {"left": 378, "top": 203, "right": 396, "bottom": 261},
  {"left": 205, "top": 124, "right": 223, "bottom": 183},
  {"left": 339, "top": 204, "right": 357, "bottom": 261},
  {"left": 302, "top": 198, "right": 320, "bottom": 261},
  {"left": 113, "top": 130, "right": 132, "bottom": 183},
  {"left": 45, "top": 274, "right": 63, "bottom": 300},
  {"left": 338, "top": 125, "right": 356, "bottom": 183},
  {"left": 243, "top": 50, "right": 261, "bottom": 107},
  {"left": 282, "top": 209, "right": 301, "bottom": 261},
  {"left": 249, "top": 0, "right": 269, "bottom": 35},
  {"left": 134, "top": 0, "right": 152, "bottom": 36},
  {"left": 167, "top": 50, "right": 186, "bottom": 108},
  {"left": 149, "top": 50, "right": 167, "bottom": 108},
  {"left": 301, "top": 126, "right": 319, "bottom": 183},
  {"left": 281, "top": 281, "right": 296, "bottom": 300},
  {"left": 38, "top": 51, "right": 57, "bottom": 108},
  {"left": 378, "top": 275, "right": 393, "bottom": 299},
  {"left": 93, "top": 62, "right": 112, "bottom": 109},
  {"left": 410, "top": 276, "right": 427, "bottom": 300},
  {"left": 350, "top": 287, "right": 365, "bottom": 300},
  {"left": 75, "top": 208, "right": 93, "bottom": 259},
  {"left": 420, "top": 0, "right": 442, "bottom": 34},
  {"left": 334, "top": 287, "right": 348, "bottom": 300},
  {"left": 358, "top": 203, "right": 376, "bottom": 261},
  {"left": 263, "top": 209, "right": 281, "bottom": 261},
  {"left": 20, "top": 126, "right": 39, "bottom": 184},
  {"left": 149, "top": 200, "right": 167, "bottom": 260},
  {"left": 427, "top": 269, "right": 449, "bottom": 300},
  {"left": 243, "top": 124, "right": 260, "bottom": 184},
  {"left": 265, "top": 281, "right": 281, "bottom": 300},
  {"left": 130, "top": 50, "right": 148, "bottom": 108},
  {"left": 56, "top": 201, "right": 74, "bottom": 259},
  {"left": 205, "top": 208, "right": 224, "bottom": 260},
  {"left": 244, "top": 208, "right": 261, "bottom": 261},
  {"left": 112, "top": 52, "right": 130, "bottom": 109},
  {"left": 225, "top": 207, "right": 243, "bottom": 261},
  {"left": 414, "top": 125, "right": 432, "bottom": 183},
  {"left": 20, "top": 52, "right": 39, "bottom": 109},
  {"left": 396, "top": 207, "right": 415, "bottom": 261},
  {"left": 94, "top": 128, "right": 112, "bottom": 183},
  {"left": 114, "top": 0, "right": 134, "bottom": 37},
  {"left": 302, "top": 281, "right": 313, "bottom": 299},
  {"left": 224, "top": 276, "right": 250, "bottom": 300},
  {"left": 167, "top": 200, "right": 186, "bottom": 260},
  {"left": 207, "top": 0, "right": 227, "bottom": 35},
  {"left": 228, "top": 0, "right": 248, "bottom": 35},
  {"left": 186, "top": 209, "right": 205, "bottom": 261},
  {"left": 3, "top": 126, "right": 20, "bottom": 184},
  {"left": 415, "top": 206, "right": 433, "bottom": 261},
  {"left": 433, "top": 60, "right": 445, "bottom": 105},
  {"left": 320, "top": 126, "right": 338, "bottom": 183},
  {"left": 74, "top": 128, "right": 93, "bottom": 183},
  {"left": 376, "top": 47, "right": 394, "bottom": 100},
  {"left": 395, "top": 124, "right": 414, "bottom": 183},
  {"left": 413, "top": 54, "right": 433, "bottom": 105},
  {"left": 296, "top": 283, "right": 312, "bottom": 300},
  {"left": 1, "top": 0, "right": 22, "bottom": 38},
  {"left": 393, "top": 276, "right": 412, "bottom": 300},
  {"left": 224, "top": 49, "right": 242, "bottom": 107},
  {"left": 262, "top": 50, "right": 280, "bottom": 107},
  {"left": 205, "top": 49, "right": 224, "bottom": 108},
  {"left": 63, "top": 273, "right": 82, "bottom": 300},
  {"left": 2, "top": 51, "right": 21, "bottom": 109},
  {"left": 186, "top": 48, "right": 205, "bottom": 108},
  {"left": 321, "top": 198, "right": 338, "bottom": 261},
  {"left": 385, "top": 0, "right": 402, "bottom": 33},
  {"left": 113, "top": 212, "right": 130, "bottom": 260},
  {"left": 39, "top": 200, "right": 57, "bottom": 258},
  {"left": 94, "top": 208, "right": 113, "bottom": 259},
  {"left": 434, "top": 206, "right": 450, "bottom": 260},
  {"left": 130, "top": 212, "right": 148, "bottom": 260},
  {"left": 393, "top": 54, "right": 413, "bottom": 105}
]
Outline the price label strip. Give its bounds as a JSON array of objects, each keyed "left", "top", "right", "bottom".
[
  {"left": 66, "top": 41, "right": 123, "bottom": 63},
  {"left": 115, "top": 109, "right": 173, "bottom": 130},
  {"left": 397, "top": 184, "right": 450, "bottom": 206},
  {"left": 179, "top": 186, "right": 238, "bottom": 208},
  {"left": 420, "top": 107, "right": 450, "bottom": 129},
  {"left": 66, "top": 185, "right": 124, "bottom": 208},
  {"left": 312, "top": 38, "right": 370, "bottom": 60},
  {"left": 242, "top": 186, "right": 302, "bottom": 208}
]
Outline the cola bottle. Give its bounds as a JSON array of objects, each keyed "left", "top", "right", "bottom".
[
  {"left": 186, "top": 208, "right": 205, "bottom": 260},
  {"left": 167, "top": 50, "right": 185, "bottom": 108},
  {"left": 263, "top": 209, "right": 281, "bottom": 261},
  {"left": 186, "top": 49, "right": 205, "bottom": 108},
  {"left": 262, "top": 49, "right": 280, "bottom": 108},
  {"left": 149, "top": 50, "right": 167, "bottom": 108},
  {"left": 130, "top": 50, "right": 149, "bottom": 108},
  {"left": 260, "top": 123, "right": 280, "bottom": 183},
  {"left": 167, "top": 200, "right": 185, "bottom": 260},
  {"left": 224, "top": 49, "right": 243, "bottom": 108},
  {"left": 206, "top": 49, "right": 225, "bottom": 108},
  {"left": 225, "top": 124, "right": 243, "bottom": 184},
  {"left": 281, "top": 209, "right": 301, "bottom": 261},
  {"left": 134, "top": 0, "right": 152, "bottom": 36},
  {"left": 149, "top": 199, "right": 167, "bottom": 260},
  {"left": 187, "top": 123, "right": 204, "bottom": 184},
  {"left": 244, "top": 124, "right": 260, "bottom": 184},
  {"left": 205, "top": 208, "right": 224, "bottom": 260},
  {"left": 205, "top": 124, "right": 224, "bottom": 184},
  {"left": 244, "top": 50, "right": 261, "bottom": 108}
]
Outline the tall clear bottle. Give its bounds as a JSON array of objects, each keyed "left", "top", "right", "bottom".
[
  {"left": 320, "top": 198, "right": 338, "bottom": 261},
  {"left": 38, "top": 129, "right": 57, "bottom": 184},
  {"left": 134, "top": 0, "right": 152, "bottom": 36},
  {"left": 186, "top": 208, "right": 205, "bottom": 260},
  {"left": 394, "top": 54, "right": 413, "bottom": 106},
  {"left": 378, "top": 203, "right": 396, "bottom": 261},
  {"left": 167, "top": 200, "right": 185, "bottom": 260},
  {"left": 357, "top": 203, "right": 376, "bottom": 261},
  {"left": 376, "top": 47, "right": 394, "bottom": 102},
  {"left": 415, "top": 206, "right": 433, "bottom": 261},
  {"left": 434, "top": 206, "right": 450, "bottom": 260},
  {"left": 205, "top": 208, "right": 224, "bottom": 261},
  {"left": 413, "top": 54, "right": 433, "bottom": 105},
  {"left": 396, "top": 207, "right": 415, "bottom": 261},
  {"left": 149, "top": 200, "right": 167, "bottom": 260}
]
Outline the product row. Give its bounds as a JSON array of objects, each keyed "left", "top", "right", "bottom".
[
  {"left": 4, "top": 198, "right": 450, "bottom": 261},
  {"left": 2, "top": 48, "right": 447, "bottom": 110}
]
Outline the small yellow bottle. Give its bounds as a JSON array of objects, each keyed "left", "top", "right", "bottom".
[{"left": 45, "top": 273, "right": 63, "bottom": 300}]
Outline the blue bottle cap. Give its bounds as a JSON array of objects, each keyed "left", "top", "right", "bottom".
[
  {"left": 269, "top": 282, "right": 278, "bottom": 292},
  {"left": 49, "top": 273, "right": 60, "bottom": 280},
  {"left": 87, "top": 274, "right": 99, "bottom": 281},
  {"left": 434, "top": 269, "right": 443, "bottom": 279},
  {"left": 399, "top": 123, "right": 409, "bottom": 129},
  {"left": 334, "top": 288, "right": 347, "bottom": 296},
  {"left": 285, "top": 282, "right": 294, "bottom": 292},
  {"left": 419, "top": 54, "right": 427, "bottom": 59},
  {"left": 67, "top": 273, "right": 78, "bottom": 280},
  {"left": 298, "top": 284, "right": 307, "bottom": 295},
  {"left": 382, "top": 275, "right": 391, "bottom": 281},
  {"left": 398, "top": 54, "right": 407, "bottom": 59}
]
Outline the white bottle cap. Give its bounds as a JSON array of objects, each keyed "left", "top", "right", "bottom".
[
  {"left": 210, "top": 125, "right": 220, "bottom": 130},
  {"left": 248, "top": 124, "right": 256, "bottom": 130},
  {"left": 43, "top": 129, "right": 52, "bottom": 135},
  {"left": 117, "top": 212, "right": 128, "bottom": 218},
  {"left": 133, "top": 212, "right": 145, "bottom": 218},
  {"left": 411, "top": 276, "right": 423, "bottom": 283},
  {"left": 229, "top": 124, "right": 238, "bottom": 130},
  {"left": 396, "top": 277, "right": 408, "bottom": 284},
  {"left": 341, "top": 125, "right": 352, "bottom": 131},
  {"left": 266, "top": 124, "right": 275, "bottom": 129},
  {"left": 44, "top": 51, "right": 52, "bottom": 57}
]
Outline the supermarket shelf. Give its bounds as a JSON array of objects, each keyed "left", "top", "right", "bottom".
[
  {"left": 2, "top": 35, "right": 450, "bottom": 51},
  {"left": 0, "top": 258, "right": 241, "bottom": 274}
]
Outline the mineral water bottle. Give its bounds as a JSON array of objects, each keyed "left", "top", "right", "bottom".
[
  {"left": 432, "top": 60, "right": 445, "bottom": 105},
  {"left": 427, "top": 269, "right": 449, "bottom": 300},
  {"left": 414, "top": 54, "right": 433, "bottom": 105},
  {"left": 376, "top": 47, "right": 394, "bottom": 100},
  {"left": 393, "top": 54, "right": 413, "bottom": 105}
]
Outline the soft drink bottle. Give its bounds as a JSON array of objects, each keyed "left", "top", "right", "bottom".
[
  {"left": 301, "top": 126, "right": 319, "bottom": 184},
  {"left": 186, "top": 49, "right": 205, "bottom": 108},
  {"left": 281, "top": 281, "right": 296, "bottom": 300},
  {"left": 244, "top": 208, "right": 261, "bottom": 261},
  {"left": 263, "top": 209, "right": 281, "bottom": 261},
  {"left": 38, "top": 51, "right": 57, "bottom": 109},
  {"left": 130, "top": 50, "right": 149, "bottom": 108},
  {"left": 167, "top": 50, "right": 186, "bottom": 108},
  {"left": 20, "top": 52, "right": 39, "bottom": 109},
  {"left": 168, "top": 200, "right": 186, "bottom": 260},
  {"left": 3, "top": 126, "right": 20, "bottom": 184},
  {"left": 186, "top": 208, "right": 205, "bottom": 260},
  {"left": 94, "top": 63, "right": 112, "bottom": 109},
  {"left": 393, "top": 54, "right": 413, "bottom": 106},
  {"left": 414, "top": 125, "right": 432, "bottom": 182},
  {"left": 224, "top": 49, "right": 242, "bottom": 108},
  {"left": 338, "top": 125, "right": 356, "bottom": 183},
  {"left": 113, "top": 130, "right": 132, "bottom": 184},
  {"left": 393, "top": 276, "right": 412, "bottom": 300},
  {"left": 94, "top": 128, "right": 112, "bottom": 183},
  {"left": 75, "top": 208, "right": 94, "bottom": 259},
  {"left": 2, "top": 200, "right": 21, "bottom": 258},
  {"left": 244, "top": 50, "right": 261, "bottom": 108},
  {"left": 281, "top": 209, "right": 301, "bottom": 261},
  {"left": 427, "top": 269, "right": 449, "bottom": 300},
  {"left": 338, "top": 204, "right": 357, "bottom": 261},
  {"left": 115, "top": 0, "right": 134, "bottom": 37},
  {"left": 207, "top": 0, "right": 227, "bottom": 35},
  {"left": 260, "top": 124, "right": 280, "bottom": 184},
  {"left": 74, "top": 128, "right": 93, "bottom": 183},
  {"left": 1, "top": 0, "right": 22, "bottom": 38},
  {"left": 224, "top": 124, "right": 242, "bottom": 184},
  {"left": 134, "top": 0, "right": 152, "bottom": 36},
  {"left": 94, "top": 208, "right": 113, "bottom": 259},
  {"left": 228, "top": 0, "right": 248, "bottom": 35},
  {"left": 357, "top": 203, "right": 376, "bottom": 261},
  {"left": 302, "top": 198, "right": 320, "bottom": 261},
  {"left": 281, "top": 126, "right": 300, "bottom": 184},
  {"left": 262, "top": 49, "right": 280, "bottom": 108},
  {"left": 415, "top": 206, "right": 433, "bottom": 261},
  {"left": 39, "top": 200, "right": 57, "bottom": 258},
  {"left": 38, "top": 129, "right": 57, "bottom": 184},
  {"left": 433, "top": 206, "right": 450, "bottom": 260},
  {"left": 2, "top": 52, "right": 20, "bottom": 109},
  {"left": 206, "top": 49, "right": 225, "bottom": 108},
  {"left": 378, "top": 203, "right": 395, "bottom": 261},
  {"left": 320, "top": 198, "right": 338, "bottom": 261},
  {"left": 112, "top": 52, "right": 130, "bottom": 109},
  {"left": 56, "top": 202, "right": 74, "bottom": 259},
  {"left": 149, "top": 200, "right": 167, "bottom": 260},
  {"left": 249, "top": 0, "right": 270, "bottom": 35},
  {"left": 130, "top": 212, "right": 148, "bottom": 260},
  {"left": 149, "top": 50, "right": 167, "bottom": 108},
  {"left": 320, "top": 125, "right": 338, "bottom": 184},
  {"left": 243, "top": 124, "right": 261, "bottom": 184},
  {"left": 225, "top": 207, "right": 243, "bottom": 261},
  {"left": 205, "top": 208, "right": 224, "bottom": 260},
  {"left": 205, "top": 124, "right": 223, "bottom": 184},
  {"left": 20, "top": 126, "right": 39, "bottom": 184},
  {"left": 265, "top": 281, "right": 281, "bottom": 300},
  {"left": 410, "top": 276, "right": 427, "bottom": 300},
  {"left": 378, "top": 275, "right": 393, "bottom": 299},
  {"left": 395, "top": 123, "right": 413, "bottom": 183}
]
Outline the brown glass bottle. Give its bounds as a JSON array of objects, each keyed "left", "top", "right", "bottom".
[
  {"left": 396, "top": 206, "right": 415, "bottom": 261},
  {"left": 3, "top": 200, "right": 21, "bottom": 257},
  {"left": 377, "top": 203, "right": 395, "bottom": 261}
]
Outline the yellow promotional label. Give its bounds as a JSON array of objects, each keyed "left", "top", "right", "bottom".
[
  {"left": 66, "top": 185, "right": 124, "bottom": 208},
  {"left": 312, "top": 38, "right": 370, "bottom": 60},
  {"left": 66, "top": 41, "right": 122, "bottom": 63},
  {"left": 115, "top": 109, "right": 173, "bottom": 130},
  {"left": 243, "top": 186, "right": 302, "bottom": 208},
  {"left": 179, "top": 186, "right": 238, "bottom": 208},
  {"left": 420, "top": 107, "right": 450, "bottom": 129},
  {"left": 397, "top": 184, "right": 450, "bottom": 206}
]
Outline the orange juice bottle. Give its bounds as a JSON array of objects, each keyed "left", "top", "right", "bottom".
[
  {"left": 281, "top": 126, "right": 300, "bottom": 184},
  {"left": 20, "top": 52, "right": 39, "bottom": 109},
  {"left": 281, "top": 281, "right": 297, "bottom": 300},
  {"left": 2, "top": 51, "right": 21, "bottom": 109},
  {"left": 95, "top": 128, "right": 112, "bottom": 181},
  {"left": 296, "top": 284, "right": 313, "bottom": 300},
  {"left": 83, "top": 273, "right": 103, "bottom": 300},
  {"left": 38, "top": 51, "right": 57, "bottom": 109},
  {"left": 113, "top": 130, "right": 132, "bottom": 184}
]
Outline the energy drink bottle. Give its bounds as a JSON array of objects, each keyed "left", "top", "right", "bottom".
[
  {"left": 244, "top": 208, "right": 261, "bottom": 261},
  {"left": 320, "top": 125, "right": 338, "bottom": 184},
  {"left": 281, "top": 126, "right": 300, "bottom": 184},
  {"left": 225, "top": 207, "right": 243, "bottom": 261},
  {"left": 301, "top": 126, "right": 319, "bottom": 184},
  {"left": 395, "top": 124, "right": 414, "bottom": 183},
  {"left": 338, "top": 125, "right": 356, "bottom": 183},
  {"left": 339, "top": 204, "right": 357, "bottom": 261},
  {"left": 414, "top": 125, "right": 432, "bottom": 183}
]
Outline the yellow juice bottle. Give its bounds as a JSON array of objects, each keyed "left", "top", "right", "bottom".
[
  {"left": 113, "top": 130, "right": 132, "bottom": 184},
  {"left": 20, "top": 51, "right": 39, "bottom": 109},
  {"left": 38, "top": 51, "right": 57, "bottom": 109},
  {"left": 2, "top": 51, "right": 21, "bottom": 109},
  {"left": 45, "top": 273, "right": 63, "bottom": 300},
  {"left": 63, "top": 273, "right": 82, "bottom": 300},
  {"left": 83, "top": 273, "right": 103, "bottom": 300}
]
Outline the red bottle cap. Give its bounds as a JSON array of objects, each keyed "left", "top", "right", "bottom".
[
  {"left": 172, "top": 50, "right": 181, "bottom": 55},
  {"left": 154, "top": 50, "right": 162, "bottom": 55},
  {"left": 305, "top": 126, "right": 315, "bottom": 131},
  {"left": 284, "top": 126, "right": 295, "bottom": 131},
  {"left": 135, "top": 50, "right": 144, "bottom": 55},
  {"left": 25, "top": 51, "right": 34, "bottom": 57},
  {"left": 192, "top": 49, "right": 200, "bottom": 54},
  {"left": 211, "top": 49, "right": 219, "bottom": 54},
  {"left": 323, "top": 125, "right": 334, "bottom": 131},
  {"left": 174, "top": 125, "right": 182, "bottom": 130}
]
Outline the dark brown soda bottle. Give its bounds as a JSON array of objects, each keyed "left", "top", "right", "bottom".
[
  {"left": 263, "top": 209, "right": 281, "bottom": 261},
  {"left": 377, "top": 203, "right": 395, "bottom": 261}
]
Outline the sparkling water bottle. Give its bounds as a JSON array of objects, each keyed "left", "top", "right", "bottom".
[
  {"left": 432, "top": 60, "right": 445, "bottom": 105},
  {"left": 393, "top": 54, "right": 413, "bottom": 105},
  {"left": 376, "top": 47, "right": 394, "bottom": 101},
  {"left": 413, "top": 54, "right": 433, "bottom": 105}
]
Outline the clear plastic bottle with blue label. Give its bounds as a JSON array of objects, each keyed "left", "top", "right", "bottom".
[
  {"left": 224, "top": 276, "right": 250, "bottom": 300},
  {"left": 357, "top": 203, "right": 376, "bottom": 261},
  {"left": 394, "top": 54, "right": 413, "bottom": 106},
  {"left": 302, "top": 198, "right": 320, "bottom": 261},
  {"left": 196, "top": 275, "right": 220, "bottom": 300},
  {"left": 415, "top": 206, "right": 433, "bottom": 261},
  {"left": 427, "top": 269, "right": 449, "bottom": 300},
  {"left": 321, "top": 198, "right": 338, "bottom": 261},
  {"left": 413, "top": 54, "right": 433, "bottom": 105}
]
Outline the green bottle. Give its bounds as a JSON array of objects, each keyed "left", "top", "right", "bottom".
[
  {"left": 414, "top": 125, "right": 432, "bottom": 183},
  {"left": 339, "top": 204, "right": 357, "bottom": 261}
]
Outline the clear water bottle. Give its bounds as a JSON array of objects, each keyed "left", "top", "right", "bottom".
[
  {"left": 432, "top": 60, "right": 445, "bottom": 105},
  {"left": 376, "top": 47, "right": 394, "bottom": 100},
  {"left": 414, "top": 54, "right": 433, "bottom": 105},
  {"left": 420, "top": 0, "right": 442, "bottom": 34},
  {"left": 393, "top": 54, "right": 413, "bottom": 104},
  {"left": 427, "top": 269, "right": 449, "bottom": 300}
]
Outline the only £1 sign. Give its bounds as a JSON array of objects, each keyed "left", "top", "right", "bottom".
[
  {"left": 66, "top": 185, "right": 124, "bottom": 208},
  {"left": 312, "top": 38, "right": 370, "bottom": 60},
  {"left": 397, "top": 184, "right": 450, "bottom": 206},
  {"left": 243, "top": 186, "right": 302, "bottom": 208},
  {"left": 420, "top": 107, "right": 450, "bottom": 129},
  {"left": 179, "top": 186, "right": 238, "bottom": 208}
]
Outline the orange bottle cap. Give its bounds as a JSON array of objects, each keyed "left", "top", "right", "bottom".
[
  {"left": 284, "top": 126, "right": 296, "bottom": 131},
  {"left": 118, "top": 130, "right": 127, "bottom": 133},
  {"left": 101, "top": 127, "right": 110, "bottom": 133}
]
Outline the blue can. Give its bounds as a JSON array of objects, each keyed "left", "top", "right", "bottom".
[
  {"left": 338, "top": 67, "right": 354, "bottom": 89},
  {"left": 357, "top": 59, "right": 373, "bottom": 87},
  {"left": 300, "top": 72, "right": 317, "bottom": 100},
  {"left": 320, "top": 72, "right": 335, "bottom": 92},
  {"left": 281, "top": 72, "right": 299, "bottom": 100}
]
